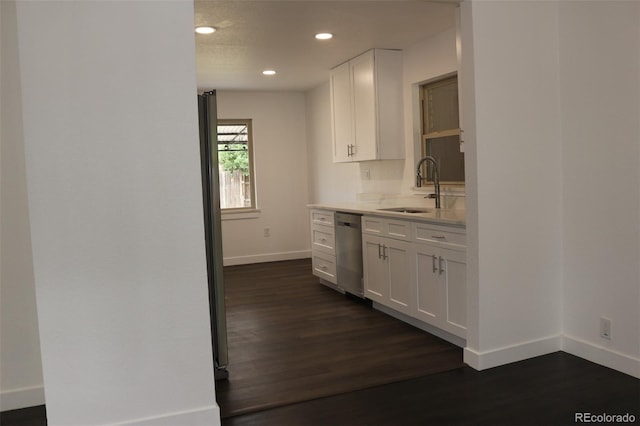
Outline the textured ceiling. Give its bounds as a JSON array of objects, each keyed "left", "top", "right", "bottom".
[{"left": 194, "top": 1, "right": 458, "bottom": 91}]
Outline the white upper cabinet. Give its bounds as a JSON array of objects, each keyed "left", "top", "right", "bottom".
[{"left": 330, "top": 49, "right": 404, "bottom": 163}]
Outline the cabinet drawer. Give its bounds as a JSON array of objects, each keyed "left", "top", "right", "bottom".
[
  {"left": 312, "top": 253, "right": 337, "bottom": 284},
  {"left": 362, "top": 216, "right": 411, "bottom": 241},
  {"left": 413, "top": 223, "right": 466, "bottom": 249},
  {"left": 311, "top": 224, "right": 336, "bottom": 255},
  {"left": 311, "top": 209, "right": 335, "bottom": 226}
]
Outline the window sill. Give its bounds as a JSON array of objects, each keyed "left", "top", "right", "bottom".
[{"left": 221, "top": 209, "right": 261, "bottom": 221}]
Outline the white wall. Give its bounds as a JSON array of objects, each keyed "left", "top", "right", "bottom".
[
  {"left": 462, "top": 0, "right": 639, "bottom": 377},
  {"left": 13, "top": 1, "right": 219, "bottom": 424},
  {"left": 558, "top": 1, "right": 640, "bottom": 377},
  {"left": 0, "top": 0, "right": 45, "bottom": 411},
  {"left": 461, "top": 1, "right": 564, "bottom": 369},
  {"left": 215, "top": 91, "right": 311, "bottom": 265},
  {"left": 306, "top": 27, "right": 458, "bottom": 204}
]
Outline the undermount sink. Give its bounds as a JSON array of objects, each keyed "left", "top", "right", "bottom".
[{"left": 377, "top": 207, "right": 433, "bottom": 214}]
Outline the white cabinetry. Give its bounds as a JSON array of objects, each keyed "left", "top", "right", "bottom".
[
  {"left": 362, "top": 215, "right": 467, "bottom": 340},
  {"left": 330, "top": 49, "right": 404, "bottom": 163},
  {"left": 310, "top": 209, "right": 337, "bottom": 285},
  {"left": 362, "top": 217, "right": 414, "bottom": 316},
  {"left": 413, "top": 223, "right": 467, "bottom": 338}
]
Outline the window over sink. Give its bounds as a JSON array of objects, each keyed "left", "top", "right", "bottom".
[{"left": 419, "top": 75, "right": 465, "bottom": 184}]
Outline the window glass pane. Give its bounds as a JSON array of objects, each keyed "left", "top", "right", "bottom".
[
  {"left": 424, "top": 77, "right": 459, "bottom": 134},
  {"left": 217, "top": 121, "right": 254, "bottom": 209},
  {"left": 425, "top": 135, "right": 465, "bottom": 182}
]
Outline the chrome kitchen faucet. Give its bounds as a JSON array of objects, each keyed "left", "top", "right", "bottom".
[{"left": 416, "top": 156, "right": 441, "bottom": 209}]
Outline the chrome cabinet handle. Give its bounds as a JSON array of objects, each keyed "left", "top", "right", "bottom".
[
  {"left": 432, "top": 235, "right": 446, "bottom": 240},
  {"left": 439, "top": 256, "right": 445, "bottom": 275},
  {"left": 432, "top": 255, "right": 438, "bottom": 273},
  {"left": 378, "top": 244, "right": 388, "bottom": 260}
]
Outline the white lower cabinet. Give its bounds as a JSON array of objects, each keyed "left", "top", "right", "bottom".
[
  {"left": 415, "top": 244, "right": 466, "bottom": 338},
  {"left": 310, "top": 209, "right": 337, "bottom": 285},
  {"left": 362, "top": 215, "right": 467, "bottom": 340},
  {"left": 363, "top": 234, "right": 414, "bottom": 316}
]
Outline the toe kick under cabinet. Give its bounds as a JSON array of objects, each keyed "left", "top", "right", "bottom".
[{"left": 362, "top": 216, "right": 467, "bottom": 339}]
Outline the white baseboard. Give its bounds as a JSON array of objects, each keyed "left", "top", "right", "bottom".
[
  {"left": 118, "top": 404, "right": 220, "bottom": 426},
  {"left": 0, "top": 385, "right": 45, "bottom": 412},
  {"left": 562, "top": 334, "right": 640, "bottom": 379},
  {"left": 463, "top": 335, "right": 562, "bottom": 370},
  {"left": 223, "top": 250, "right": 311, "bottom": 266}
]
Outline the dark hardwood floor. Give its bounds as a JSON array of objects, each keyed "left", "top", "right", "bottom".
[
  {"left": 216, "top": 259, "right": 463, "bottom": 417},
  {"left": 223, "top": 351, "right": 640, "bottom": 426},
  {"left": 3, "top": 259, "right": 638, "bottom": 426}
]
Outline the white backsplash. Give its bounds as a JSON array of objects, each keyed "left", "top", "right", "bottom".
[{"left": 356, "top": 189, "right": 466, "bottom": 210}]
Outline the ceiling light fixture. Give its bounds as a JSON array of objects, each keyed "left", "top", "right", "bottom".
[
  {"left": 195, "top": 26, "right": 216, "bottom": 34},
  {"left": 315, "top": 33, "right": 333, "bottom": 40},
  {"left": 262, "top": 70, "right": 277, "bottom": 76}
]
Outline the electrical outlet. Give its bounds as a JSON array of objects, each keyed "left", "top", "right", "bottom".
[
  {"left": 263, "top": 227, "right": 271, "bottom": 238},
  {"left": 600, "top": 317, "right": 612, "bottom": 340}
]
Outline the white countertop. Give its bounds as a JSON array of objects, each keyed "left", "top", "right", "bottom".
[{"left": 308, "top": 201, "right": 466, "bottom": 228}]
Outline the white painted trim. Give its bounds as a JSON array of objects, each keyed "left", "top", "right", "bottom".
[
  {"left": 0, "top": 385, "right": 45, "bottom": 412},
  {"left": 221, "top": 209, "right": 261, "bottom": 221},
  {"left": 223, "top": 250, "right": 311, "bottom": 266},
  {"left": 116, "top": 404, "right": 220, "bottom": 426},
  {"left": 562, "top": 334, "right": 640, "bottom": 379},
  {"left": 463, "top": 335, "right": 562, "bottom": 370}
]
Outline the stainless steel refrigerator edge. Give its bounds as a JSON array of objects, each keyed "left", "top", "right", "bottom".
[{"left": 198, "top": 90, "right": 229, "bottom": 380}]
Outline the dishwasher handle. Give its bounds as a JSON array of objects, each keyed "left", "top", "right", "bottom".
[{"left": 335, "top": 213, "right": 362, "bottom": 230}]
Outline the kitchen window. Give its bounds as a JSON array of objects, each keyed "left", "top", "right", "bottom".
[
  {"left": 217, "top": 119, "right": 256, "bottom": 211},
  {"left": 420, "top": 75, "right": 465, "bottom": 183}
]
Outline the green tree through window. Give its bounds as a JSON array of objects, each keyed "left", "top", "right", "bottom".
[{"left": 217, "top": 120, "right": 255, "bottom": 210}]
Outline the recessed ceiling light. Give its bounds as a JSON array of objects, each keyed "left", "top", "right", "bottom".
[
  {"left": 195, "top": 26, "right": 216, "bottom": 35},
  {"left": 315, "top": 33, "right": 333, "bottom": 40},
  {"left": 262, "top": 70, "right": 277, "bottom": 76}
]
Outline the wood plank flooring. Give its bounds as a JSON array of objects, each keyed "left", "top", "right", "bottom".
[
  {"left": 216, "top": 259, "right": 463, "bottom": 418},
  {"left": 4, "top": 259, "right": 638, "bottom": 426},
  {"left": 223, "top": 352, "right": 640, "bottom": 426}
]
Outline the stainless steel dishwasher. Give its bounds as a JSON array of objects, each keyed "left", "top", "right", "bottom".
[{"left": 335, "top": 212, "right": 364, "bottom": 298}]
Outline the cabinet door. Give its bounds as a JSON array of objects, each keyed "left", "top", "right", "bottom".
[
  {"left": 363, "top": 235, "right": 387, "bottom": 303},
  {"left": 441, "top": 248, "right": 467, "bottom": 337},
  {"left": 386, "top": 239, "right": 414, "bottom": 316},
  {"left": 350, "top": 50, "right": 377, "bottom": 161},
  {"left": 330, "top": 61, "right": 353, "bottom": 163},
  {"left": 415, "top": 244, "right": 440, "bottom": 326}
]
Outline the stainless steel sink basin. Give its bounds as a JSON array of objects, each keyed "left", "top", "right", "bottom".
[{"left": 377, "top": 207, "right": 432, "bottom": 214}]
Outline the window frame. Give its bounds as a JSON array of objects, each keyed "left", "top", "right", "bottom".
[
  {"left": 419, "top": 75, "right": 465, "bottom": 184},
  {"left": 216, "top": 118, "right": 257, "bottom": 213}
]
